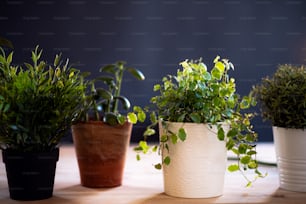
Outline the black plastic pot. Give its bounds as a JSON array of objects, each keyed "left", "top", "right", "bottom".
[{"left": 2, "top": 148, "right": 59, "bottom": 201}]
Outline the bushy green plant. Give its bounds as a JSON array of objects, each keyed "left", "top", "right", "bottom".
[
  {"left": 252, "top": 64, "right": 306, "bottom": 129},
  {"left": 135, "top": 56, "right": 265, "bottom": 186},
  {"left": 74, "top": 61, "right": 146, "bottom": 126},
  {"left": 0, "top": 46, "right": 86, "bottom": 152}
]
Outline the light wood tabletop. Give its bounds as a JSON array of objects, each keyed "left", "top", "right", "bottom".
[{"left": 0, "top": 143, "right": 305, "bottom": 204}]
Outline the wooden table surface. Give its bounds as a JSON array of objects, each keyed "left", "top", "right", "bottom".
[{"left": 0, "top": 143, "right": 305, "bottom": 204}]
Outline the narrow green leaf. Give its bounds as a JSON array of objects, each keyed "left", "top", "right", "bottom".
[
  {"left": 100, "top": 64, "right": 116, "bottom": 73},
  {"left": 217, "top": 127, "right": 225, "bottom": 140},
  {"left": 7, "top": 52, "right": 13, "bottom": 64}
]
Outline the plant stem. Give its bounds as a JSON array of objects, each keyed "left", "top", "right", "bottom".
[{"left": 113, "top": 63, "right": 124, "bottom": 112}]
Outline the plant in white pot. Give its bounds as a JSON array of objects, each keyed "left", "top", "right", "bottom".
[
  {"left": 71, "top": 61, "right": 146, "bottom": 187},
  {"left": 252, "top": 64, "right": 306, "bottom": 192},
  {"left": 135, "top": 56, "right": 265, "bottom": 198},
  {"left": 0, "top": 46, "right": 86, "bottom": 200}
]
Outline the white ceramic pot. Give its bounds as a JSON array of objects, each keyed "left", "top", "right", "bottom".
[
  {"left": 273, "top": 126, "right": 306, "bottom": 192},
  {"left": 160, "top": 122, "right": 227, "bottom": 198}
]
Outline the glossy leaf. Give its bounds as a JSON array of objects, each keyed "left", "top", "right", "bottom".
[{"left": 127, "top": 67, "right": 145, "bottom": 80}]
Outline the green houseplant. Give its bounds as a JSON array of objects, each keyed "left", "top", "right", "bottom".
[
  {"left": 135, "top": 56, "right": 264, "bottom": 198},
  {"left": 71, "top": 61, "right": 146, "bottom": 187},
  {"left": 252, "top": 64, "right": 306, "bottom": 192},
  {"left": 0, "top": 46, "right": 86, "bottom": 200}
]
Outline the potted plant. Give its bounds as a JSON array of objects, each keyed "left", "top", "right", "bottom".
[
  {"left": 71, "top": 61, "right": 146, "bottom": 188},
  {"left": 0, "top": 46, "right": 86, "bottom": 200},
  {"left": 252, "top": 64, "right": 306, "bottom": 192},
  {"left": 135, "top": 56, "right": 265, "bottom": 198}
]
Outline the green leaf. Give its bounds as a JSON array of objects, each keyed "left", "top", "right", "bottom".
[
  {"left": 137, "top": 110, "right": 146, "bottom": 122},
  {"left": 238, "top": 143, "right": 248, "bottom": 154},
  {"left": 178, "top": 128, "right": 186, "bottom": 141},
  {"left": 149, "top": 112, "right": 157, "bottom": 124},
  {"left": 190, "top": 113, "right": 201, "bottom": 123},
  {"left": 211, "top": 67, "right": 222, "bottom": 80},
  {"left": 227, "top": 129, "right": 238, "bottom": 138},
  {"left": 7, "top": 52, "right": 13, "bottom": 64},
  {"left": 217, "top": 127, "right": 225, "bottom": 140},
  {"left": 117, "top": 115, "right": 126, "bottom": 125},
  {"left": 203, "top": 71, "right": 211, "bottom": 80},
  {"left": 113, "top": 96, "right": 130, "bottom": 110},
  {"left": 163, "top": 156, "right": 171, "bottom": 165},
  {"left": 127, "top": 112, "right": 137, "bottom": 124},
  {"left": 127, "top": 67, "right": 145, "bottom": 80},
  {"left": 138, "top": 141, "right": 149, "bottom": 153},
  {"left": 96, "top": 88, "right": 113, "bottom": 100},
  {"left": 247, "top": 150, "right": 257, "bottom": 155},
  {"left": 240, "top": 155, "right": 251, "bottom": 165},
  {"left": 213, "top": 55, "right": 220, "bottom": 63},
  {"left": 136, "top": 154, "right": 141, "bottom": 161},
  {"left": 152, "top": 145, "right": 158, "bottom": 152},
  {"left": 100, "top": 64, "right": 116, "bottom": 74},
  {"left": 248, "top": 160, "right": 258, "bottom": 169},
  {"left": 177, "top": 113, "right": 186, "bottom": 122},
  {"left": 154, "top": 163, "right": 162, "bottom": 169},
  {"left": 104, "top": 112, "right": 119, "bottom": 125},
  {"left": 240, "top": 96, "right": 250, "bottom": 109},
  {"left": 144, "top": 128, "right": 155, "bottom": 136},
  {"left": 153, "top": 84, "right": 161, "bottom": 91},
  {"left": 171, "top": 134, "right": 178, "bottom": 144},
  {"left": 228, "top": 164, "right": 239, "bottom": 172},
  {"left": 215, "top": 61, "right": 225, "bottom": 73},
  {"left": 160, "top": 134, "right": 168, "bottom": 142}
]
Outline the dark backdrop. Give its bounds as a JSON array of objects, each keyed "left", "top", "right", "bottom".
[{"left": 1, "top": 0, "right": 306, "bottom": 142}]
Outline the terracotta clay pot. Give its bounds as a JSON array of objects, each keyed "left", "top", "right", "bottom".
[{"left": 71, "top": 121, "right": 132, "bottom": 188}]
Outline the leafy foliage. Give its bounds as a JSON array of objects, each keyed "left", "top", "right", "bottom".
[
  {"left": 0, "top": 46, "right": 86, "bottom": 152},
  {"left": 74, "top": 61, "right": 146, "bottom": 126},
  {"left": 134, "top": 56, "right": 265, "bottom": 186},
  {"left": 252, "top": 64, "right": 306, "bottom": 129}
]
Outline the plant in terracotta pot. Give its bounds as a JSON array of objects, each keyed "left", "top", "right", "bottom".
[
  {"left": 71, "top": 61, "right": 146, "bottom": 188},
  {"left": 0, "top": 46, "right": 86, "bottom": 200},
  {"left": 135, "top": 56, "right": 265, "bottom": 198},
  {"left": 252, "top": 64, "right": 306, "bottom": 192}
]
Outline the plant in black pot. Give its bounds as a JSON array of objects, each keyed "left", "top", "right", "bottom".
[
  {"left": 135, "top": 56, "right": 265, "bottom": 198},
  {"left": 252, "top": 64, "right": 306, "bottom": 192},
  {"left": 71, "top": 61, "right": 146, "bottom": 188},
  {"left": 0, "top": 46, "right": 86, "bottom": 200}
]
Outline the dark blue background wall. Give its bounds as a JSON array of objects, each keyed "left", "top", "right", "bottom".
[{"left": 1, "top": 0, "right": 306, "bottom": 142}]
